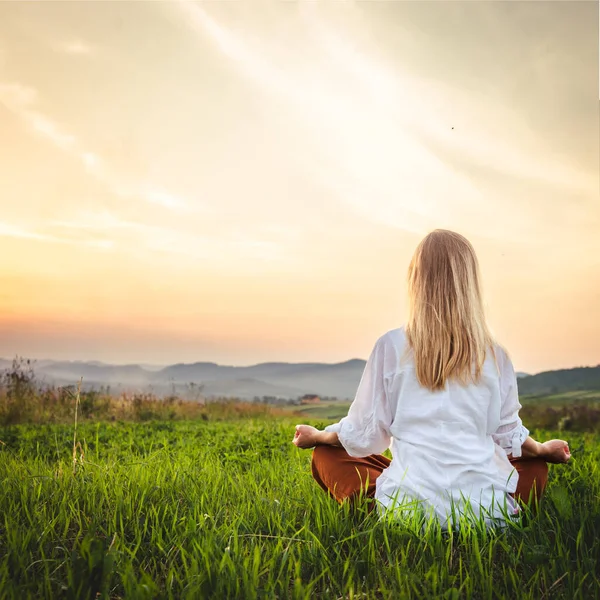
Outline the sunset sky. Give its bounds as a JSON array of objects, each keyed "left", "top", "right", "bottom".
[{"left": 0, "top": 1, "right": 598, "bottom": 373}]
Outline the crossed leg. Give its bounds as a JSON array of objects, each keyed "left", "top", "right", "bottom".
[
  {"left": 311, "top": 445, "right": 390, "bottom": 504},
  {"left": 311, "top": 445, "right": 549, "bottom": 508},
  {"left": 509, "top": 455, "right": 549, "bottom": 506}
]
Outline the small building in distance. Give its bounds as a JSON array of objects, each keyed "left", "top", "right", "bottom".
[{"left": 300, "top": 394, "right": 321, "bottom": 405}]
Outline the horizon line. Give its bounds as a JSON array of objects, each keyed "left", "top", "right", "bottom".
[{"left": 1, "top": 355, "right": 598, "bottom": 377}]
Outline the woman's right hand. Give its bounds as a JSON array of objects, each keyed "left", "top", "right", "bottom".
[
  {"left": 540, "top": 439, "right": 571, "bottom": 463},
  {"left": 292, "top": 425, "right": 321, "bottom": 449}
]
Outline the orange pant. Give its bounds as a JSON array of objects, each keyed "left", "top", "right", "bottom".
[{"left": 311, "top": 445, "right": 548, "bottom": 507}]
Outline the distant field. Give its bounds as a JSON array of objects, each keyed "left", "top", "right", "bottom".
[
  {"left": 292, "top": 392, "right": 600, "bottom": 425},
  {"left": 0, "top": 418, "right": 599, "bottom": 599},
  {"left": 289, "top": 400, "right": 351, "bottom": 420},
  {"left": 520, "top": 390, "right": 600, "bottom": 405}
]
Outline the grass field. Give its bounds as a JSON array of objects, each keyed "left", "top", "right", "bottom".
[{"left": 1, "top": 417, "right": 599, "bottom": 599}]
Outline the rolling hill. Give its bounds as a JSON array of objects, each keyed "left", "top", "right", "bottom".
[
  {"left": 0, "top": 357, "right": 368, "bottom": 400},
  {"left": 517, "top": 365, "right": 600, "bottom": 396},
  {"left": 1, "top": 357, "right": 598, "bottom": 401}
]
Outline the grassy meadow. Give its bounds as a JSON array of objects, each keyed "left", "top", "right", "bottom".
[
  {"left": 1, "top": 413, "right": 599, "bottom": 599},
  {"left": 1, "top": 360, "right": 599, "bottom": 599}
]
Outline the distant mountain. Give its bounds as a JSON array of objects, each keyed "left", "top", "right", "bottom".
[
  {"left": 32, "top": 361, "right": 150, "bottom": 388},
  {"left": 0, "top": 357, "right": 368, "bottom": 400},
  {"left": 517, "top": 366, "right": 600, "bottom": 396},
  {"left": 1, "top": 357, "right": 597, "bottom": 401}
]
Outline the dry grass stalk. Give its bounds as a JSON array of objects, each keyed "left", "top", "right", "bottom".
[{"left": 72, "top": 377, "right": 82, "bottom": 475}]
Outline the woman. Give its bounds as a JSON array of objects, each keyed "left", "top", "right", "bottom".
[{"left": 293, "top": 230, "right": 570, "bottom": 528}]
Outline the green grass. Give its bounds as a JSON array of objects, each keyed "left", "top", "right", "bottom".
[{"left": 1, "top": 419, "right": 599, "bottom": 599}]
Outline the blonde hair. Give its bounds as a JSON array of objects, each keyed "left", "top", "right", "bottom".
[{"left": 406, "top": 229, "right": 494, "bottom": 391}]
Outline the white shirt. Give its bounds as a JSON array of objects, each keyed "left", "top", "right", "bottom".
[{"left": 325, "top": 327, "right": 529, "bottom": 528}]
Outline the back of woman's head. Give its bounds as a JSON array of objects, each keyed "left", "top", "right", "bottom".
[{"left": 406, "top": 229, "right": 493, "bottom": 391}]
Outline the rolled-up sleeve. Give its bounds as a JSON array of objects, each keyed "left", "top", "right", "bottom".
[
  {"left": 492, "top": 349, "right": 529, "bottom": 458},
  {"left": 324, "top": 336, "right": 392, "bottom": 457}
]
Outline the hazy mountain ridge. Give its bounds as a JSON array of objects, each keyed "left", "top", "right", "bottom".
[
  {"left": 0, "top": 358, "right": 597, "bottom": 400},
  {"left": 0, "top": 357, "right": 369, "bottom": 400},
  {"left": 517, "top": 365, "right": 600, "bottom": 396}
]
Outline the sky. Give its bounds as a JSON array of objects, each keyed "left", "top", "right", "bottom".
[{"left": 0, "top": 1, "right": 598, "bottom": 373}]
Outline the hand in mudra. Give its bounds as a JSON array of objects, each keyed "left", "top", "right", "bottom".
[
  {"left": 293, "top": 424, "right": 321, "bottom": 449},
  {"left": 541, "top": 439, "right": 571, "bottom": 464}
]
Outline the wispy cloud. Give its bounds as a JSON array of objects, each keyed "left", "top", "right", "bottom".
[
  {"left": 82, "top": 152, "right": 100, "bottom": 172},
  {"left": 174, "top": 1, "right": 441, "bottom": 234},
  {"left": 0, "top": 82, "right": 38, "bottom": 111},
  {"left": 50, "top": 211, "right": 145, "bottom": 233},
  {"left": 0, "top": 220, "right": 114, "bottom": 250},
  {"left": 48, "top": 209, "right": 288, "bottom": 268},
  {"left": 0, "top": 81, "right": 195, "bottom": 214},
  {"left": 140, "top": 188, "right": 188, "bottom": 211},
  {"left": 58, "top": 40, "right": 94, "bottom": 56},
  {"left": 175, "top": 1, "right": 594, "bottom": 241},
  {"left": 0, "top": 222, "right": 57, "bottom": 243},
  {"left": 301, "top": 5, "right": 596, "bottom": 196},
  {"left": 28, "top": 112, "right": 77, "bottom": 150}
]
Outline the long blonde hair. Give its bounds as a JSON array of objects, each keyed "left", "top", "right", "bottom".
[{"left": 406, "top": 229, "right": 494, "bottom": 391}]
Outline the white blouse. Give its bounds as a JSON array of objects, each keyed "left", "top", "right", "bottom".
[{"left": 324, "top": 328, "right": 529, "bottom": 528}]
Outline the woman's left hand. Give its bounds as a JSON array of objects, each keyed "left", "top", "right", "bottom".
[
  {"left": 292, "top": 424, "right": 321, "bottom": 448},
  {"left": 540, "top": 439, "right": 571, "bottom": 463}
]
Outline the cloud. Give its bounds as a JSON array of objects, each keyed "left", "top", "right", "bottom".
[
  {"left": 174, "top": 2, "right": 439, "bottom": 233},
  {"left": 48, "top": 210, "right": 287, "bottom": 267},
  {"left": 0, "top": 81, "right": 194, "bottom": 213},
  {"left": 0, "top": 82, "right": 38, "bottom": 107},
  {"left": 175, "top": 0, "right": 597, "bottom": 237},
  {"left": 301, "top": 6, "right": 596, "bottom": 196},
  {"left": 0, "top": 82, "right": 79, "bottom": 153},
  {"left": 0, "top": 221, "right": 114, "bottom": 250},
  {"left": 140, "top": 188, "right": 188, "bottom": 211},
  {"left": 172, "top": 3, "right": 533, "bottom": 240},
  {"left": 175, "top": 2, "right": 595, "bottom": 243},
  {"left": 81, "top": 239, "right": 114, "bottom": 250},
  {"left": 0, "top": 222, "right": 57, "bottom": 243},
  {"left": 58, "top": 40, "right": 94, "bottom": 56},
  {"left": 82, "top": 152, "right": 100, "bottom": 172},
  {"left": 28, "top": 113, "right": 77, "bottom": 150},
  {"left": 51, "top": 211, "right": 145, "bottom": 233}
]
